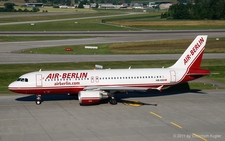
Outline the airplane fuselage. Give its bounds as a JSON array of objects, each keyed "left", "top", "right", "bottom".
[{"left": 9, "top": 68, "right": 189, "bottom": 94}]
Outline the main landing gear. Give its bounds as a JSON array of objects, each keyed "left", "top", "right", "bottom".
[
  {"left": 109, "top": 97, "right": 117, "bottom": 105},
  {"left": 108, "top": 93, "right": 117, "bottom": 105},
  {"left": 36, "top": 94, "right": 42, "bottom": 105}
]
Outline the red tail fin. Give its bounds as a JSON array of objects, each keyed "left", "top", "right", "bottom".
[{"left": 170, "top": 35, "right": 207, "bottom": 70}]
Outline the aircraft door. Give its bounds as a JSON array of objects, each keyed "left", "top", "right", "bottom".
[
  {"left": 36, "top": 74, "right": 43, "bottom": 87},
  {"left": 95, "top": 76, "right": 99, "bottom": 83},
  {"left": 91, "top": 76, "right": 94, "bottom": 83},
  {"left": 90, "top": 76, "right": 99, "bottom": 83},
  {"left": 170, "top": 70, "right": 176, "bottom": 82}
]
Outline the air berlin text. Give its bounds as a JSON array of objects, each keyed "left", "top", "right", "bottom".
[
  {"left": 46, "top": 72, "right": 88, "bottom": 79},
  {"left": 184, "top": 37, "right": 204, "bottom": 65},
  {"left": 54, "top": 82, "right": 80, "bottom": 86}
]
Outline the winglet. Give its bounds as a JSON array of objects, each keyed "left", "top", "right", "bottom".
[{"left": 169, "top": 35, "right": 207, "bottom": 69}]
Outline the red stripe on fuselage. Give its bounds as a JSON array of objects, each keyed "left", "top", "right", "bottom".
[{"left": 8, "top": 81, "right": 175, "bottom": 95}]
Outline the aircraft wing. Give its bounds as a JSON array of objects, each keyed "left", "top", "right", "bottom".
[
  {"left": 84, "top": 86, "right": 148, "bottom": 91},
  {"left": 84, "top": 85, "right": 163, "bottom": 91}
]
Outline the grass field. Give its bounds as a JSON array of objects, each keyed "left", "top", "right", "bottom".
[
  {"left": 20, "top": 37, "right": 225, "bottom": 54},
  {"left": 107, "top": 20, "right": 225, "bottom": 30},
  {"left": 1, "top": 11, "right": 225, "bottom": 31},
  {"left": 0, "top": 15, "right": 134, "bottom": 31},
  {"left": 0, "top": 12, "right": 111, "bottom": 23}
]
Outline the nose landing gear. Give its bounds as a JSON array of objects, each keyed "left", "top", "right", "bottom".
[{"left": 36, "top": 94, "right": 42, "bottom": 105}]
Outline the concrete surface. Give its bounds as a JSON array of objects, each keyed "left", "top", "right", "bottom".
[{"left": 0, "top": 90, "right": 224, "bottom": 141}]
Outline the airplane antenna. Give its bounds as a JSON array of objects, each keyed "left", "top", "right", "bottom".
[
  {"left": 128, "top": 66, "right": 131, "bottom": 69},
  {"left": 95, "top": 64, "right": 103, "bottom": 69},
  {"left": 39, "top": 69, "right": 42, "bottom": 72}
]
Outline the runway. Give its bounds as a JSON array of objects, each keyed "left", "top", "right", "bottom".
[
  {"left": 0, "top": 53, "right": 225, "bottom": 64},
  {"left": 0, "top": 30, "right": 225, "bottom": 64},
  {"left": 0, "top": 90, "right": 224, "bottom": 141}
]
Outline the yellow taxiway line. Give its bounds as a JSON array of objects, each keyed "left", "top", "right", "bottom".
[
  {"left": 192, "top": 133, "right": 208, "bottom": 141},
  {"left": 150, "top": 111, "right": 162, "bottom": 119},
  {"left": 170, "top": 122, "right": 183, "bottom": 129}
]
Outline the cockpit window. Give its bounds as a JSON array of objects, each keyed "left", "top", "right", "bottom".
[
  {"left": 16, "top": 78, "right": 28, "bottom": 82},
  {"left": 17, "top": 78, "right": 21, "bottom": 81}
]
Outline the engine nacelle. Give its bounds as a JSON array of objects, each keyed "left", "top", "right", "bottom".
[{"left": 78, "top": 91, "right": 108, "bottom": 105}]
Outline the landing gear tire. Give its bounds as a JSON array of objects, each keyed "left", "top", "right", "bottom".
[
  {"left": 36, "top": 100, "right": 41, "bottom": 105},
  {"left": 109, "top": 98, "right": 117, "bottom": 105},
  {"left": 36, "top": 94, "right": 42, "bottom": 105}
]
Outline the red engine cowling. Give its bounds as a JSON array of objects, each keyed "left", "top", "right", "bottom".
[{"left": 78, "top": 91, "right": 107, "bottom": 105}]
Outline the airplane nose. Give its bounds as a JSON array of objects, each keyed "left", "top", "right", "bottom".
[
  {"left": 8, "top": 82, "right": 18, "bottom": 92},
  {"left": 8, "top": 82, "right": 14, "bottom": 90}
]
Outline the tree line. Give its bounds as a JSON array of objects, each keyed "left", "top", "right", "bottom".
[
  {"left": 162, "top": 0, "right": 225, "bottom": 20},
  {"left": 0, "top": 3, "right": 40, "bottom": 12}
]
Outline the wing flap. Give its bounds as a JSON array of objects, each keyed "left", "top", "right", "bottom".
[{"left": 84, "top": 86, "right": 149, "bottom": 91}]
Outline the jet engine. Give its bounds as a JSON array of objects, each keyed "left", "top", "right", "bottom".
[{"left": 78, "top": 91, "right": 108, "bottom": 105}]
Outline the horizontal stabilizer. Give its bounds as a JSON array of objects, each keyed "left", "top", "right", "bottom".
[{"left": 187, "top": 69, "right": 210, "bottom": 76}]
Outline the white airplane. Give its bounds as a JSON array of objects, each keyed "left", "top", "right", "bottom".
[{"left": 8, "top": 35, "right": 210, "bottom": 105}]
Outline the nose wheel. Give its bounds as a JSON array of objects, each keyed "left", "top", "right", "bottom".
[{"left": 36, "top": 94, "right": 42, "bottom": 105}]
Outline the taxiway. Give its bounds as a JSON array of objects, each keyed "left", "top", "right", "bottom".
[
  {"left": 0, "top": 90, "right": 224, "bottom": 141},
  {"left": 0, "top": 30, "right": 225, "bottom": 64}
]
